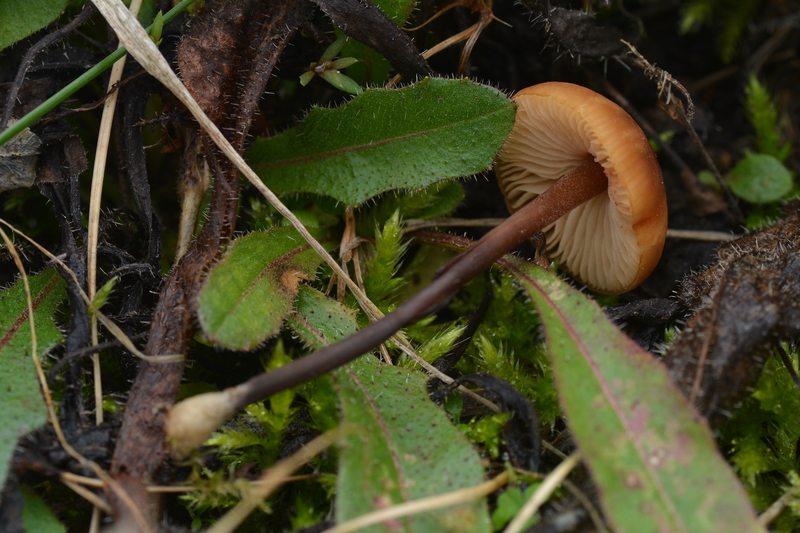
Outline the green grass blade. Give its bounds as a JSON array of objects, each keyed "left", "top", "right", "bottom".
[{"left": 0, "top": 0, "right": 197, "bottom": 148}]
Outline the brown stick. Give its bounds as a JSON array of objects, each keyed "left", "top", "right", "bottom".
[{"left": 107, "top": 1, "right": 311, "bottom": 523}]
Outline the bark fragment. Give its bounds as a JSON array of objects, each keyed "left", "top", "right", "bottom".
[{"left": 664, "top": 203, "right": 800, "bottom": 425}]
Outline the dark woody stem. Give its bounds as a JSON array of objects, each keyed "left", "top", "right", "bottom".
[{"left": 234, "top": 157, "right": 607, "bottom": 408}]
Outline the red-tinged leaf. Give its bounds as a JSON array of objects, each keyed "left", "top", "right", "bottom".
[
  {"left": 288, "top": 286, "right": 492, "bottom": 532},
  {"left": 416, "top": 232, "right": 766, "bottom": 533},
  {"left": 0, "top": 269, "right": 65, "bottom": 487}
]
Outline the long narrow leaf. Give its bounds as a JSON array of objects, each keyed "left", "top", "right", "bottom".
[
  {"left": 290, "top": 286, "right": 492, "bottom": 532},
  {"left": 506, "top": 257, "right": 765, "bottom": 532},
  {"left": 419, "top": 232, "right": 765, "bottom": 533},
  {"left": 247, "top": 77, "right": 515, "bottom": 206}
]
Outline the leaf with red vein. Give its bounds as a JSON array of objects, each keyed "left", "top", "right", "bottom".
[
  {"left": 414, "top": 231, "right": 766, "bottom": 533},
  {"left": 289, "top": 286, "right": 492, "bottom": 533},
  {"left": 0, "top": 269, "right": 65, "bottom": 487}
]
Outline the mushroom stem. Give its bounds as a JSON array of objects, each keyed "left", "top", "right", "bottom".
[
  {"left": 438, "top": 157, "right": 607, "bottom": 283},
  {"left": 228, "top": 157, "right": 609, "bottom": 410},
  {"left": 168, "top": 159, "right": 609, "bottom": 449}
]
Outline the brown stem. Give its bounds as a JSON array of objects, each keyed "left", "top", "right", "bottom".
[
  {"left": 107, "top": 2, "right": 311, "bottom": 522},
  {"left": 235, "top": 158, "right": 607, "bottom": 408}
]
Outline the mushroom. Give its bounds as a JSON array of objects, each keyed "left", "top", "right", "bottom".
[
  {"left": 166, "top": 82, "right": 668, "bottom": 453},
  {"left": 495, "top": 82, "right": 667, "bottom": 294}
]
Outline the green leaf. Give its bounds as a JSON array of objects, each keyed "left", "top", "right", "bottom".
[
  {"left": 320, "top": 69, "right": 362, "bottom": 95},
  {"left": 20, "top": 485, "right": 66, "bottom": 533},
  {"left": 336, "top": 356, "right": 491, "bottom": 532},
  {"left": 149, "top": 10, "right": 163, "bottom": 45},
  {"left": 247, "top": 77, "right": 515, "bottom": 206},
  {"left": 331, "top": 57, "right": 359, "bottom": 70},
  {"left": 320, "top": 34, "right": 348, "bottom": 63},
  {"left": 288, "top": 288, "right": 492, "bottom": 533},
  {"left": 497, "top": 254, "right": 767, "bottom": 533},
  {"left": 288, "top": 285, "right": 360, "bottom": 350},
  {"left": 491, "top": 485, "right": 539, "bottom": 531},
  {"left": 0, "top": 269, "right": 65, "bottom": 487},
  {"left": 196, "top": 227, "right": 334, "bottom": 351},
  {"left": 299, "top": 71, "right": 315, "bottom": 87},
  {"left": 726, "top": 152, "right": 793, "bottom": 203},
  {"left": 0, "top": 0, "right": 69, "bottom": 51},
  {"left": 411, "top": 322, "right": 466, "bottom": 365},
  {"left": 363, "top": 210, "right": 407, "bottom": 310}
]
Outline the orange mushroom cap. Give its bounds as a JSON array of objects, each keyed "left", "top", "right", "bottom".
[{"left": 495, "top": 82, "right": 667, "bottom": 294}]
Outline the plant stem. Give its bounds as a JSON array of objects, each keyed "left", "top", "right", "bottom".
[
  {"left": 234, "top": 158, "right": 608, "bottom": 408},
  {"left": 0, "top": 3, "right": 97, "bottom": 133},
  {"left": 0, "top": 0, "right": 196, "bottom": 148}
]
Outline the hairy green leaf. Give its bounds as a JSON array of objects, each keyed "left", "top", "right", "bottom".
[
  {"left": 247, "top": 77, "right": 515, "bottom": 206},
  {"left": 289, "top": 287, "right": 492, "bottom": 532},
  {"left": 0, "top": 0, "right": 69, "bottom": 51},
  {"left": 0, "top": 270, "right": 65, "bottom": 487},
  {"left": 335, "top": 357, "right": 490, "bottom": 532},
  {"left": 196, "top": 227, "right": 334, "bottom": 351},
  {"left": 288, "top": 285, "right": 360, "bottom": 351}
]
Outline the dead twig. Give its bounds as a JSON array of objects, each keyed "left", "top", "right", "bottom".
[{"left": 620, "top": 40, "right": 744, "bottom": 223}]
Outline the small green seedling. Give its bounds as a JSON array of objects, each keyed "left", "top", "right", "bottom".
[
  {"left": 299, "top": 35, "right": 362, "bottom": 94},
  {"left": 149, "top": 11, "right": 164, "bottom": 45},
  {"left": 723, "top": 77, "right": 795, "bottom": 206},
  {"left": 90, "top": 276, "right": 118, "bottom": 316}
]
